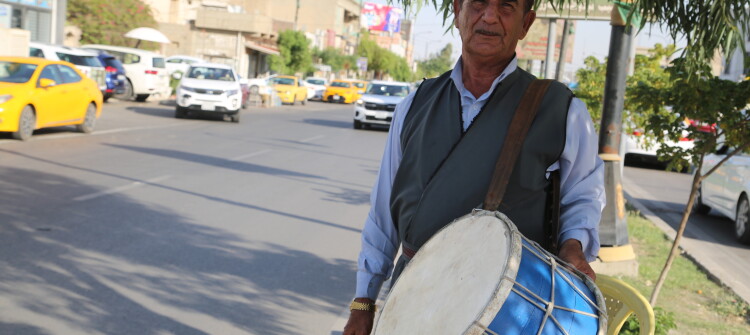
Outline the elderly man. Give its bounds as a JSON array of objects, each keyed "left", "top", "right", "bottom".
[{"left": 344, "top": 0, "right": 605, "bottom": 333}]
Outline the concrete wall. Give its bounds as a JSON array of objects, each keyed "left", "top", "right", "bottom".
[{"left": 0, "top": 28, "right": 30, "bottom": 57}]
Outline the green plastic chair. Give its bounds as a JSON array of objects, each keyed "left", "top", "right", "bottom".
[{"left": 596, "top": 275, "right": 656, "bottom": 335}]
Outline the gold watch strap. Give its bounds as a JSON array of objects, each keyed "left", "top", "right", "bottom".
[{"left": 350, "top": 301, "right": 377, "bottom": 312}]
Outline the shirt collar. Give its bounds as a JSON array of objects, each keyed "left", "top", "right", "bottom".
[{"left": 450, "top": 55, "right": 518, "bottom": 102}]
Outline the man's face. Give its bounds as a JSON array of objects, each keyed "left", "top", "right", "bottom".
[{"left": 454, "top": 0, "right": 536, "bottom": 62}]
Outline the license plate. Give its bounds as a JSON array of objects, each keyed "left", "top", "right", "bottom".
[
  {"left": 117, "top": 74, "right": 125, "bottom": 80},
  {"left": 202, "top": 103, "right": 216, "bottom": 111},
  {"left": 333, "top": 95, "right": 340, "bottom": 100},
  {"left": 375, "top": 112, "right": 388, "bottom": 119}
]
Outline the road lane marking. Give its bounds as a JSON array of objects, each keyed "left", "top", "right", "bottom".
[
  {"left": 229, "top": 149, "right": 272, "bottom": 161},
  {"left": 0, "top": 123, "right": 189, "bottom": 145},
  {"left": 299, "top": 135, "right": 325, "bottom": 143},
  {"left": 73, "top": 175, "right": 172, "bottom": 202}
]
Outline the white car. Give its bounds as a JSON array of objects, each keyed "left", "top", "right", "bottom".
[
  {"left": 81, "top": 44, "right": 170, "bottom": 102},
  {"left": 353, "top": 80, "right": 411, "bottom": 129},
  {"left": 175, "top": 63, "right": 242, "bottom": 122},
  {"left": 166, "top": 55, "right": 204, "bottom": 77},
  {"left": 245, "top": 75, "right": 276, "bottom": 95},
  {"left": 694, "top": 147, "right": 750, "bottom": 244},
  {"left": 29, "top": 42, "right": 107, "bottom": 93},
  {"left": 304, "top": 77, "right": 328, "bottom": 100}
]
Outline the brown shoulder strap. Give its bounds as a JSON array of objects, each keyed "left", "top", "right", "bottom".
[{"left": 483, "top": 79, "right": 553, "bottom": 211}]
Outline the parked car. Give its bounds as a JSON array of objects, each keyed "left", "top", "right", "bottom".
[
  {"left": 87, "top": 50, "right": 127, "bottom": 102},
  {"left": 623, "top": 118, "right": 714, "bottom": 166},
  {"left": 304, "top": 77, "right": 328, "bottom": 100},
  {"left": 29, "top": 42, "right": 107, "bottom": 95},
  {"left": 245, "top": 75, "right": 276, "bottom": 95},
  {"left": 175, "top": 63, "right": 242, "bottom": 122},
  {"left": 323, "top": 80, "right": 357, "bottom": 103},
  {"left": 351, "top": 80, "right": 368, "bottom": 101},
  {"left": 301, "top": 81, "right": 315, "bottom": 100},
  {"left": 269, "top": 75, "right": 307, "bottom": 105},
  {"left": 694, "top": 146, "right": 750, "bottom": 244},
  {"left": 165, "top": 55, "right": 204, "bottom": 77},
  {"left": 0, "top": 57, "right": 103, "bottom": 140},
  {"left": 353, "top": 80, "right": 410, "bottom": 129},
  {"left": 81, "top": 44, "right": 169, "bottom": 102}
]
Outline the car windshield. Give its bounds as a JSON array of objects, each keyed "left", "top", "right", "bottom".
[
  {"left": 0, "top": 62, "right": 37, "bottom": 83},
  {"left": 153, "top": 57, "right": 166, "bottom": 68},
  {"left": 187, "top": 67, "right": 235, "bottom": 81},
  {"left": 353, "top": 82, "right": 365, "bottom": 89},
  {"left": 271, "top": 77, "right": 296, "bottom": 85},
  {"left": 307, "top": 79, "right": 325, "bottom": 85},
  {"left": 81, "top": 56, "right": 103, "bottom": 67},
  {"left": 331, "top": 81, "right": 350, "bottom": 88},
  {"left": 367, "top": 84, "right": 410, "bottom": 97},
  {"left": 56, "top": 52, "right": 89, "bottom": 66}
]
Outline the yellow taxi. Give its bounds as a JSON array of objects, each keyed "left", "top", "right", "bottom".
[
  {"left": 0, "top": 57, "right": 103, "bottom": 140},
  {"left": 323, "top": 79, "right": 359, "bottom": 104},
  {"left": 270, "top": 75, "right": 307, "bottom": 105},
  {"left": 351, "top": 80, "right": 368, "bottom": 101}
]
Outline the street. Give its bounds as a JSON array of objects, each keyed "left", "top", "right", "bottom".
[
  {"left": 624, "top": 164, "right": 750, "bottom": 303},
  {"left": 0, "top": 99, "right": 386, "bottom": 334}
]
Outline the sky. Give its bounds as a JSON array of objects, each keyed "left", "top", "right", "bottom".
[{"left": 372, "top": 1, "right": 686, "bottom": 73}]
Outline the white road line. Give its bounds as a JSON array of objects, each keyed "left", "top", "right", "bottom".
[
  {"left": 229, "top": 149, "right": 272, "bottom": 161},
  {"left": 299, "top": 135, "right": 325, "bottom": 143},
  {"left": 73, "top": 175, "right": 172, "bottom": 202},
  {"left": 0, "top": 123, "right": 188, "bottom": 145}
]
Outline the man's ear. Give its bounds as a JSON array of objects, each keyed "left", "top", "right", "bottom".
[
  {"left": 519, "top": 10, "right": 536, "bottom": 40},
  {"left": 453, "top": 0, "right": 461, "bottom": 29}
]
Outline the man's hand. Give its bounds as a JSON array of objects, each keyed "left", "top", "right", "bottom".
[
  {"left": 558, "top": 239, "right": 596, "bottom": 281},
  {"left": 343, "top": 298, "right": 375, "bottom": 335}
]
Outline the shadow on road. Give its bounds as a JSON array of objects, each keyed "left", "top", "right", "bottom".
[
  {"left": 301, "top": 118, "right": 352, "bottom": 129},
  {"left": 0, "top": 166, "right": 356, "bottom": 335}
]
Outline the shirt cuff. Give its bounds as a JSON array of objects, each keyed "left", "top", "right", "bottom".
[
  {"left": 559, "top": 229, "right": 598, "bottom": 262},
  {"left": 356, "top": 270, "right": 386, "bottom": 300}
]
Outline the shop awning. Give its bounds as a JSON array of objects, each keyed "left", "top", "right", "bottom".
[{"left": 246, "top": 42, "right": 280, "bottom": 56}]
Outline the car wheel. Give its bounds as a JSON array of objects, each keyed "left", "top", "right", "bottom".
[
  {"left": 76, "top": 103, "right": 97, "bottom": 134},
  {"left": 735, "top": 195, "right": 750, "bottom": 244},
  {"left": 230, "top": 113, "right": 240, "bottom": 123},
  {"left": 135, "top": 94, "right": 149, "bottom": 102},
  {"left": 693, "top": 184, "right": 711, "bottom": 215},
  {"left": 103, "top": 93, "right": 111, "bottom": 103},
  {"left": 117, "top": 79, "right": 134, "bottom": 100},
  {"left": 12, "top": 106, "right": 35, "bottom": 141},
  {"left": 353, "top": 120, "right": 363, "bottom": 129}
]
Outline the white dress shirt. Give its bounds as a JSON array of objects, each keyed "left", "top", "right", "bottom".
[{"left": 355, "top": 57, "right": 606, "bottom": 300}]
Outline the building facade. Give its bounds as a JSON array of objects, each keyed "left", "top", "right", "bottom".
[{"left": 0, "top": 0, "right": 66, "bottom": 44}]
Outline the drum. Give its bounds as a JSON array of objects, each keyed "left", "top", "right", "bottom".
[{"left": 372, "top": 210, "right": 606, "bottom": 335}]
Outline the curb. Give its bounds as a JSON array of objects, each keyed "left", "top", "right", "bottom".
[{"left": 623, "top": 189, "right": 750, "bottom": 305}]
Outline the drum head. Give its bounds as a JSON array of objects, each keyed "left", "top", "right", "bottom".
[{"left": 373, "top": 211, "right": 521, "bottom": 334}]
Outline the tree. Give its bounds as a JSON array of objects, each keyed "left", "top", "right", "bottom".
[
  {"left": 357, "top": 32, "right": 414, "bottom": 82},
  {"left": 628, "top": 61, "right": 750, "bottom": 305},
  {"left": 312, "top": 48, "right": 358, "bottom": 73},
  {"left": 270, "top": 30, "right": 313, "bottom": 75},
  {"left": 417, "top": 43, "right": 453, "bottom": 79},
  {"left": 67, "top": 0, "right": 157, "bottom": 49}
]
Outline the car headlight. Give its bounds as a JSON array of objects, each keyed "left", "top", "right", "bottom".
[
  {"left": 286, "top": 91, "right": 292, "bottom": 95},
  {"left": 356, "top": 99, "right": 364, "bottom": 106},
  {"left": 227, "top": 89, "right": 239, "bottom": 96},
  {"left": 180, "top": 86, "right": 196, "bottom": 92},
  {"left": 0, "top": 94, "right": 12, "bottom": 104}
]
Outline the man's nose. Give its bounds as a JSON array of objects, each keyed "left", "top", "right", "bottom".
[{"left": 481, "top": 3, "right": 501, "bottom": 24}]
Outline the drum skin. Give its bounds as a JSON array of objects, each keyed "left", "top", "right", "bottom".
[{"left": 372, "top": 210, "right": 606, "bottom": 335}]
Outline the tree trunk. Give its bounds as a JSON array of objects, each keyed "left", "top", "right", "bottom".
[{"left": 649, "top": 168, "right": 702, "bottom": 306}]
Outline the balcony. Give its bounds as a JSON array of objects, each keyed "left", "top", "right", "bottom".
[{"left": 195, "top": 9, "right": 273, "bottom": 37}]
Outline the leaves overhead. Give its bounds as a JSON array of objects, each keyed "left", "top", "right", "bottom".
[
  {"left": 269, "top": 30, "right": 314, "bottom": 75},
  {"left": 67, "top": 0, "right": 157, "bottom": 49},
  {"left": 390, "top": 0, "right": 750, "bottom": 78}
]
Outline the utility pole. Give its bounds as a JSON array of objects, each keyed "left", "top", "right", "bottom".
[
  {"left": 597, "top": 2, "right": 636, "bottom": 264},
  {"left": 555, "top": 20, "right": 571, "bottom": 81},
  {"left": 294, "top": 0, "right": 300, "bottom": 31},
  {"left": 544, "top": 18, "right": 557, "bottom": 79}
]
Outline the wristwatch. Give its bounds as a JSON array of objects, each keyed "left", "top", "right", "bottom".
[{"left": 350, "top": 300, "right": 377, "bottom": 312}]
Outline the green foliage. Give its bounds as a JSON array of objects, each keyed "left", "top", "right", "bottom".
[
  {"left": 619, "top": 307, "right": 677, "bottom": 335},
  {"left": 270, "top": 30, "right": 313, "bottom": 75},
  {"left": 312, "top": 48, "right": 358, "bottom": 73},
  {"left": 416, "top": 43, "right": 453, "bottom": 79},
  {"left": 574, "top": 56, "right": 607, "bottom": 127},
  {"left": 67, "top": 0, "right": 157, "bottom": 49},
  {"left": 357, "top": 32, "right": 414, "bottom": 82},
  {"left": 629, "top": 57, "right": 750, "bottom": 172}
]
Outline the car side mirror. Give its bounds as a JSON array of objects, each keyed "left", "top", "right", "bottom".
[{"left": 39, "top": 78, "right": 56, "bottom": 88}]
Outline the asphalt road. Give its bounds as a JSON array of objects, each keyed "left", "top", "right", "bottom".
[
  {"left": 0, "top": 99, "right": 388, "bottom": 335},
  {"left": 623, "top": 163, "right": 750, "bottom": 303}
]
